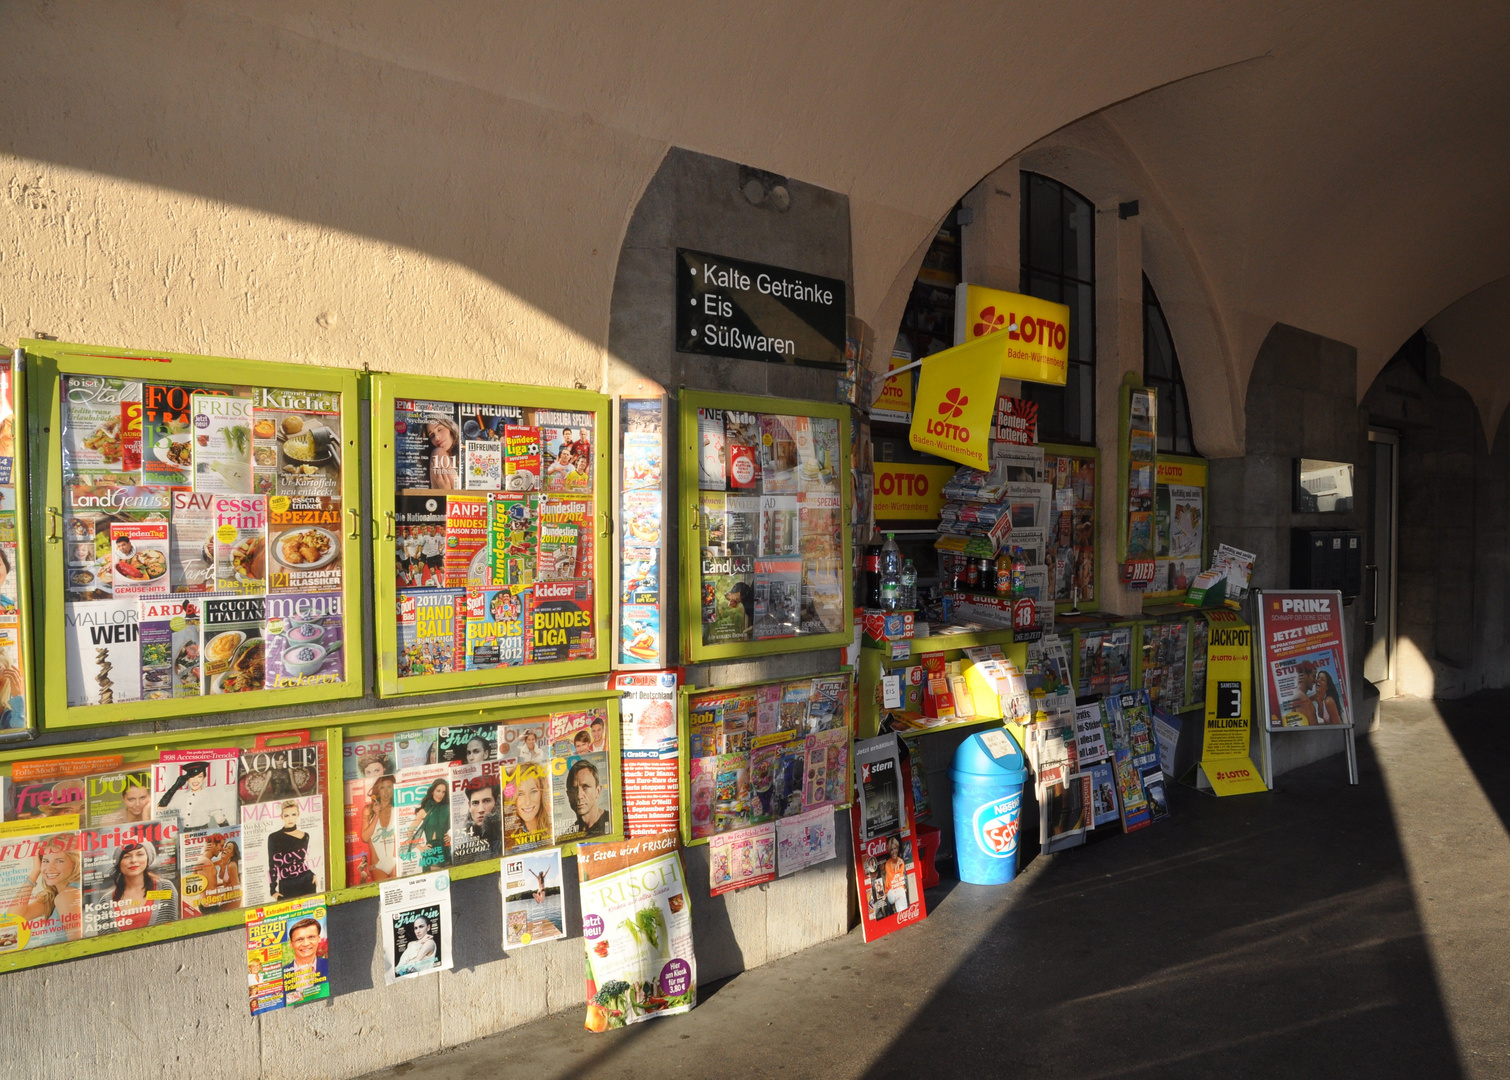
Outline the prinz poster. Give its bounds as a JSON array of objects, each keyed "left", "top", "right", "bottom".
[{"left": 1256, "top": 590, "right": 1353, "bottom": 730}]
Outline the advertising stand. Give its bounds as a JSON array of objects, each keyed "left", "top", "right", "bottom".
[
  {"left": 1254, "top": 589, "right": 1358, "bottom": 786},
  {"left": 677, "top": 390, "right": 853, "bottom": 663}
]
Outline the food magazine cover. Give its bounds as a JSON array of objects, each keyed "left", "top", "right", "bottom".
[
  {"left": 138, "top": 595, "right": 199, "bottom": 701},
  {"left": 142, "top": 383, "right": 224, "bottom": 487},
  {"left": 502, "top": 849, "right": 565, "bottom": 948},
  {"left": 192, "top": 393, "right": 253, "bottom": 494},
  {"left": 267, "top": 495, "right": 341, "bottom": 593},
  {"left": 0, "top": 818, "right": 83, "bottom": 950},
  {"left": 449, "top": 761, "right": 502, "bottom": 864},
  {"left": 240, "top": 794, "right": 325, "bottom": 907},
  {"left": 265, "top": 592, "right": 343, "bottom": 687},
  {"left": 246, "top": 894, "right": 330, "bottom": 1014},
  {"left": 251, "top": 388, "right": 341, "bottom": 498},
  {"left": 79, "top": 818, "right": 181, "bottom": 936},
  {"left": 578, "top": 832, "right": 695, "bottom": 1030},
  {"left": 108, "top": 520, "right": 170, "bottom": 597},
  {"left": 382, "top": 869, "right": 452, "bottom": 983},
  {"left": 200, "top": 595, "right": 265, "bottom": 695},
  {"left": 63, "top": 483, "right": 172, "bottom": 602},
  {"left": 169, "top": 488, "right": 216, "bottom": 593},
  {"left": 62, "top": 376, "right": 141, "bottom": 480},
  {"left": 64, "top": 597, "right": 141, "bottom": 706}
]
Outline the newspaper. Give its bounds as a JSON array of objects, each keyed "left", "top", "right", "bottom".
[{"left": 381, "top": 869, "right": 453, "bottom": 983}]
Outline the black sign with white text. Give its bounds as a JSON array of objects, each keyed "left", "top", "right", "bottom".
[{"left": 675, "top": 248, "right": 846, "bottom": 369}]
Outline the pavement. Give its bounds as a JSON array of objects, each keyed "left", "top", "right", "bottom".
[{"left": 363, "top": 696, "right": 1510, "bottom": 1080}]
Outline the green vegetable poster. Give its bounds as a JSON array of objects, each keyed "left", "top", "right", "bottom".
[{"left": 577, "top": 831, "right": 696, "bottom": 1031}]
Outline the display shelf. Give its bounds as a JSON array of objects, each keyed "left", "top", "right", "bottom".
[{"left": 857, "top": 626, "right": 1026, "bottom": 739}]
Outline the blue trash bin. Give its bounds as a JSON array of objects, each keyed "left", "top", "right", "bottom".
[{"left": 950, "top": 727, "right": 1029, "bottom": 885}]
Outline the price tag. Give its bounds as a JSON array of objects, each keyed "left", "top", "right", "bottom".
[
  {"left": 890, "top": 640, "right": 911, "bottom": 662},
  {"left": 880, "top": 675, "right": 903, "bottom": 709}
]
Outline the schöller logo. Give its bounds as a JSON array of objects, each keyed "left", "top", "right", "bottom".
[{"left": 1279, "top": 598, "right": 1332, "bottom": 613}]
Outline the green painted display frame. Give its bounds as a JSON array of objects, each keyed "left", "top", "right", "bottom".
[
  {"left": 1133, "top": 615, "right": 1200, "bottom": 714},
  {"left": 677, "top": 669, "right": 853, "bottom": 847},
  {"left": 2, "top": 352, "right": 37, "bottom": 743},
  {"left": 0, "top": 686, "right": 621, "bottom": 973},
  {"left": 677, "top": 389, "right": 854, "bottom": 664},
  {"left": 24, "top": 340, "right": 365, "bottom": 730},
  {"left": 1040, "top": 441, "right": 1098, "bottom": 613},
  {"left": 1143, "top": 452, "right": 1209, "bottom": 603},
  {"left": 368, "top": 373, "right": 611, "bottom": 697}
]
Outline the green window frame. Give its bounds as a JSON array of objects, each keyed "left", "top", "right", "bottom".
[
  {"left": 0, "top": 687, "right": 620, "bottom": 973},
  {"left": 677, "top": 389, "right": 854, "bottom": 664},
  {"left": 1, "top": 352, "right": 37, "bottom": 743},
  {"left": 367, "top": 373, "right": 611, "bottom": 697},
  {"left": 26, "top": 340, "right": 365, "bottom": 730}
]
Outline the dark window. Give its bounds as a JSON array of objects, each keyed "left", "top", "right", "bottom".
[
  {"left": 1019, "top": 173, "right": 1095, "bottom": 444},
  {"left": 1142, "top": 275, "right": 1195, "bottom": 455},
  {"left": 898, "top": 208, "right": 962, "bottom": 361}
]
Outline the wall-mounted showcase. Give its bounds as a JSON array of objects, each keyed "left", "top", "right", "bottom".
[
  {"left": 1042, "top": 443, "right": 1097, "bottom": 611},
  {"left": 0, "top": 352, "right": 34, "bottom": 741},
  {"left": 679, "top": 390, "right": 853, "bottom": 664},
  {"left": 27, "top": 341, "right": 364, "bottom": 729},
  {"left": 678, "top": 671, "right": 853, "bottom": 846},
  {"left": 1146, "top": 454, "right": 1207, "bottom": 601},
  {"left": 368, "top": 374, "right": 611, "bottom": 696},
  {"left": 0, "top": 688, "right": 620, "bottom": 972}
]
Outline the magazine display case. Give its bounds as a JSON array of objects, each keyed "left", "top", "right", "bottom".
[
  {"left": 27, "top": 341, "right": 364, "bottom": 729},
  {"left": 0, "top": 352, "right": 35, "bottom": 742},
  {"left": 0, "top": 688, "right": 621, "bottom": 972},
  {"left": 1071, "top": 621, "right": 1138, "bottom": 698},
  {"left": 678, "top": 672, "right": 853, "bottom": 847},
  {"left": 678, "top": 390, "right": 853, "bottom": 664},
  {"left": 1134, "top": 615, "right": 1212, "bottom": 715},
  {"left": 856, "top": 627, "right": 1026, "bottom": 740},
  {"left": 368, "top": 374, "right": 611, "bottom": 696},
  {"left": 1145, "top": 454, "right": 1208, "bottom": 602},
  {"left": 1041, "top": 443, "right": 1098, "bottom": 612}
]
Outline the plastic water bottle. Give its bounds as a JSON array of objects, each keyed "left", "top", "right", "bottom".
[
  {"left": 879, "top": 533, "right": 902, "bottom": 610},
  {"left": 900, "top": 558, "right": 917, "bottom": 611}
]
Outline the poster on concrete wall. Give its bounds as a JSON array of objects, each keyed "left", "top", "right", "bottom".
[
  {"left": 614, "top": 670, "right": 679, "bottom": 838},
  {"left": 1255, "top": 590, "right": 1353, "bottom": 730},
  {"left": 380, "top": 869, "right": 453, "bottom": 984}
]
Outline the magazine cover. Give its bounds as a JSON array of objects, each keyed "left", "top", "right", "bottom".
[
  {"left": 758, "top": 414, "right": 801, "bottom": 494},
  {"left": 708, "top": 822, "right": 776, "bottom": 896},
  {"left": 62, "top": 375, "right": 142, "bottom": 478},
  {"left": 578, "top": 832, "right": 695, "bottom": 1030},
  {"left": 63, "top": 482, "right": 173, "bottom": 602},
  {"left": 538, "top": 495, "right": 593, "bottom": 580},
  {"left": 855, "top": 734, "right": 903, "bottom": 841},
  {"left": 343, "top": 735, "right": 396, "bottom": 783},
  {"left": 250, "top": 388, "right": 341, "bottom": 498},
  {"left": 463, "top": 439, "right": 503, "bottom": 490},
  {"left": 267, "top": 495, "right": 341, "bottom": 593},
  {"left": 550, "top": 711, "right": 612, "bottom": 844},
  {"left": 528, "top": 579, "right": 594, "bottom": 663},
  {"left": 700, "top": 553, "right": 754, "bottom": 644},
  {"left": 85, "top": 768, "right": 153, "bottom": 827},
  {"left": 79, "top": 818, "right": 181, "bottom": 936},
  {"left": 1088, "top": 761, "right": 1120, "bottom": 827},
  {"left": 138, "top": 595, "right": 199, "bottom": 700},
  {"left": 803, "top": 728, "right": 848, "bottom": 812},
  {"left": 753, "top": 557, "right": 802, "bottom": 639},
  {"left": 501, "top": 718, "right": 553, "bottom": 853},
  {"left": 65, "top": 598, "right": 141, "bottom": 706},
  {"left": 464, "top": 587, "right": 527, "bottom": 669},
  {"left": 344, "top": 773, "right": 394, "bottom": 886},
  {"left": 622, "top": 430, "right": 663, "bottom": 493},
  {"left": 502, "top": 849, "right": 566, "bottom": 948},
  {"left": 620, "top": 605, "right": 661, "bottom": 665},
  {"left": 192, "top": 393, "right": 253, "bottom": 493},
  {"left": 394, "top": 763, "right": 451, "bottom": 876},
  {"left": 487, "top": 492, "right": 538, "bottom": 588},
  {"left": 246, "top": 894, "right": 330, "bottom": 1014},
  {"left": 723, "top": 411, "right": 760, "bottom": 489},
  {"left": 169, "top": 488, "right": 216, "bottom": 593},
  {"left": 696, "top": 408, "right": 725, "bottom": 489},
  {"left": 538, "top": 410, "right": 593, "bottom": 493},
  {"left": 151, "top": 750, "right": 239, "bottom": 831},
  {"left": 438, "top": 724, "right": 499, "bottom": 765},
  {"left": 459, "top": 402, "right": 521, "bottom": 442},
  {"left": 180, "top": 824, "right": 243, "bottom": 914},
  {"left": 797, "top": 416, "right": 841, "bottom": 492},
  {"left": 621, "top": 545, "right": 659, "bottom": 606},
  {"left": 850, "top": 747, "right": 925, "bottom": 943},
  {"left": 443, "top": 493, "right": 488, "bottom": 589},
  {"left": 620, "top": 489, "right": 661, "bottom": 548},
  {"left": 397, "top": 588, "right": 464, "bottom": 677},
  {"left": 238, "top": 743, "right": 321, "bottom": 806},
  {"left": 382, "top": 869, "right": 453, "bottom": 983},
  {"left": 264, "top": 592, "right": 343, "bottom": 687},
  {"left": 449, "top": 761, "right": 503, "bottom": 865},
  {"left": 0, "top": 818, "right": 83, "bottom": 950},
  {"left": 240, "top": 794, "right": 326, "bottom": 907},
  {"left": 108, "top": 520, "right": 170, "bottom": 597},
  {"left": 394, "top": 729, "right": 438, "bottom": 770},
  {"left": 502, "top": 425, "right": 542, "bottom": 492},
  {"left": 775, "top": 807, "right": 837, "bottom": 877},
  {"left": 142, "top": 383, "right": 224, "bottom": 487},
  {"left": 395, "top": 399, "right": 460, "bottom": 490},
  {"left": 396, "top": 491, "right": 447, "bottom": 589},
  {"left": 5, "top": 757, "right": 111, "bottom": 821},
  {"left": 201, "top": 594, "right": 265, "bottom": 695},
  {"left": 1259, "top": 591, "right": 1351, "bottom": 728}
]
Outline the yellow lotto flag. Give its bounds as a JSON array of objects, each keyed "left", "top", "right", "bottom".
[
  {"left": 908, "top": 336, "right": 1002, "bottom": 469},
  {"left": 956, "top": 284, "right": 1071, "bottom": 386}
]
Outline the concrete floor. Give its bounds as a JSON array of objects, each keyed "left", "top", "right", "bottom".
[{"left": 363, "top": 697, "right": 1510, "bottom": 1080}]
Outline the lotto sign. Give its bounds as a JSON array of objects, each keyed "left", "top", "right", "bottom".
[
  {"left": 908, "top": 336, "right": 1003, "bottom": 469},
  {"left": 971, "top": 791, "right": 1023, "bottom": 858},
  {"left": 871, "top": 349, "right": 914, "bottom": 422},
  {"left": 873, "top": 462, "right": 954, "bottom": 520},
  {"left": 954, "top": 284, "right": 1070, "bottom": 386}
]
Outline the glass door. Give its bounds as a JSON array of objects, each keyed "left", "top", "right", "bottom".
[{"left": 1364, "top": 429, "right": 1398, "bottom": 693}]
